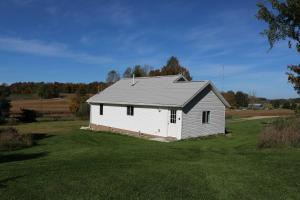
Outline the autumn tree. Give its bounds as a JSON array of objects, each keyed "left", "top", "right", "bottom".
[
  {"left": 69, "top": 86, "right": 89, "bottom": 118},
  {"left": 256, "top": 0, "right": 300, "bottom": 94},
  {"left": 149, "top": 69, "right": 161, "bottom": 76},
  {"left": 106, "top": 70, "right": 120, "bottom": 83},
  {"left": 161, "top": 56, "right": 192, "bottom": 80},
  {"left": 222, "top": 91, "right": 236, "bottom": 108},
  {"left": 148, "top": 56, "right": 192, "bottom": 80}
]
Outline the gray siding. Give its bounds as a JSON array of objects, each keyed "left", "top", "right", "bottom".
[{"left": 181, "top": 86, "right": 225, "bottom": 139}]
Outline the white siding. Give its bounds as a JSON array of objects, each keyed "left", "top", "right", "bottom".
[
  {"left": 181, "top": 86, "right": 225, "bottom": 139},
  {"left": 90, "top": 104, "right": 182, "bottom": 139}
]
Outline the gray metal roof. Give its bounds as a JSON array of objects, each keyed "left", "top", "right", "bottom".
[{"left": 87, "top": 75, "right": 230, "bottom": 108}]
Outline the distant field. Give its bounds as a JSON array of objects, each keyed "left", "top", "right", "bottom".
[
  {"left": 9, "top": 93, "right": 85, "bottom": 113},
  {"left": 10, "top": 93, "right": 76, "bottom": 120},
  {"left": 226, "top": 109, "right": 294, "bottom": 118},
  {"left": 10, "top": 95, "right": 295, "bottom": 119},
  {"left": 11, "top": 98, "right": 70, "bottom": 114}
]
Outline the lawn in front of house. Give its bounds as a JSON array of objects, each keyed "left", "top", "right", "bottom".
[{"left": 1, "top": 119, "right": 300, "bottom": 199}]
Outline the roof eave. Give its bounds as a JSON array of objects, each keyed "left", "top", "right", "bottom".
[
  {"left": 181, "top": 81, "right": 230, "bottom": 108},
  {"left": 87, "top": 101, "right": 183, "bottom": 108}
]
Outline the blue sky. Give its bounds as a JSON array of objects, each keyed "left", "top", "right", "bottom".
[{"left": 0, "top": 0, "right": 299, "bottom": 99}]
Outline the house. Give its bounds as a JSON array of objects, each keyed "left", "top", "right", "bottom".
[
  {"left": 248, "top": 103, "right": 264, "bottom": 110},
  {"left": 87, "top": 74, "right": 230, "bottom": 140}
]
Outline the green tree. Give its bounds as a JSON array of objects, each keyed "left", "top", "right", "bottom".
[
  {"left": 132, "top": 65, "right": 145, "bottom": 77},
  {"left": 256, "top": 0, "right": 300, "bottom": 94},
  {"left": 282, "top": 101, "right": 291, "bottom": 109},
  {"left": 0, "top": 84, "right": 11, "bottom": 123},
  {"left": 291, "top": 102, "right": 298, "bottom": 110},
  {"left": 271, "top": 100, "right": 281, "bottom": 109},
  {"left": 235, "top": 91, "right": 249, "bottom": 108}
]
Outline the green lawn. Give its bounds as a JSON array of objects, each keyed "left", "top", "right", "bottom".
[{"left": 1, "top": 119, "right": 300, "bottom": 199}]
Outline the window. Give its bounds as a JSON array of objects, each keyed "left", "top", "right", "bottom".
[
  {"left": 170, "top": 110, "right": 177, "bottom": 123},
  {"left": 202, "top": 111, "right": 210, "bottom": 124},
  {"left": 99, "top": 104, "right": 103, "bottom": 115},
  {"left": 127, "top": 106, "right": 134, "bottom": 116}
]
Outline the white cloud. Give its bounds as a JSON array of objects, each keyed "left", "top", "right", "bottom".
[{"left": 0, "top": 36, "right": 111, "bottom": 64}]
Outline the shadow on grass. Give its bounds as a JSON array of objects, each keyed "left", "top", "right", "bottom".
[
  {"left": 0, "top": 152, "right": 48, "bottom": 164},
  {"left": 30, "top": 133, "right": 54, "bottom": 141},
  {"left": 0, "top": 175, "right": 25, "bottom": 189}
]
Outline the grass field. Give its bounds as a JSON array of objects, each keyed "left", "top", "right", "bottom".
[{"left": 1, "top": 119, "right": 300, "bottom": 199}]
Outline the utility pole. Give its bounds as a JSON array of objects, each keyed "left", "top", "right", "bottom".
[{"left": 222, "top": 65, "right": 224, "bottom": 92}]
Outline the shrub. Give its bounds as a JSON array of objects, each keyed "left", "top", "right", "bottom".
[
  {"left": 0, "top": 84, "right": 11, "bottom": 124},
  {"left": 0, "top": 127, "right": 33, "bottom": 150},
  {"left": 258, "top": 118, "right": 300, "bottom": 148},
  {"left": 17, "top": 109, "right": 41, "bottom": 123},
  {"left": 295, "top": 106, "right": 300, "bottom": 117}
]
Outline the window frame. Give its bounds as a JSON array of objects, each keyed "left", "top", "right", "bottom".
[
  {"left": 170, "top": 109, "right": 177, "bottom": 124},
  {"left": 99, "top": 104, "right": 103, "bottom": 115},
  {"left": 127, "top": 106, "right": 134, "bottom": 116},
  {"left": 202, "top": 111, "right": 210, "bottom": 124}
]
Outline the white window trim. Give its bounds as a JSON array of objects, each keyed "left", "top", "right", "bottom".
[
  {"left": 127, "top": 106, "right": 134, "bottom": 116},
  {"left": 202, "top": 111, "right": 210, "bottom": 124},
  {"left": 170, "top": 109, "right": 177, "bottom": 124}
]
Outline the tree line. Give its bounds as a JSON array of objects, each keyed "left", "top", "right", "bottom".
[
  {"left": 8, "top": 81, "right": 107, "bottom": 99},
  {"left": 222, "top": 90, "right": 300, "bottom": 110},
  {"left": 222, "top": 91, "right": 249, "bottom": 108},
  {"left": 106, "top": 56, "right": 192, "bottom": 83}
]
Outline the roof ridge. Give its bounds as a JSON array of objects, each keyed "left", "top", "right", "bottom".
[{"left": 122, "top": 74, "right": 182, "bottom": 80}]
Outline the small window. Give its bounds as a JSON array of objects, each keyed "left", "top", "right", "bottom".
[
  {"left": 202, "top": 111, "right": 210, "bottom": 124},
  {"left": 170, "top": 110, "right": 177, "bottom": 123},
  {"left": 127, "top": 106, "right": 134, "bottom": 116},
  {"left": 99, "top": 104, "right": 103, "bottom": 115}
]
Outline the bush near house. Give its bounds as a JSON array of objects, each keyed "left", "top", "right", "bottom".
[{"left": 258, "top": 118, "right": 300, "bottom": 148}]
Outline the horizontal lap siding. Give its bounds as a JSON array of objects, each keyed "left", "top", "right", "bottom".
[{"left": 182, "top": 87, "right": 225, "bottom": 139}]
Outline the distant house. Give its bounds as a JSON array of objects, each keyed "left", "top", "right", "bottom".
[
  {"left": 87, "top": 75, "right": 230, "bottom": 140},
  {"left": 248, "top": 103, "right": 264, "bottom": 110}
]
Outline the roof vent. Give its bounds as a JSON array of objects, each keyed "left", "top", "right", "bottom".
[{"left": 131, "top": 74, "right": 136, "bottom": 86}]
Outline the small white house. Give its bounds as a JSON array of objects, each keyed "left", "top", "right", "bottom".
[{"left": 87, "top": 74, "right": 230, "bottom": 140}]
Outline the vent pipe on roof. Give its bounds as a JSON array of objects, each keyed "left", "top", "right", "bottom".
[{"left": 132, "top": 73, "right": 135, "bottom": 86}]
